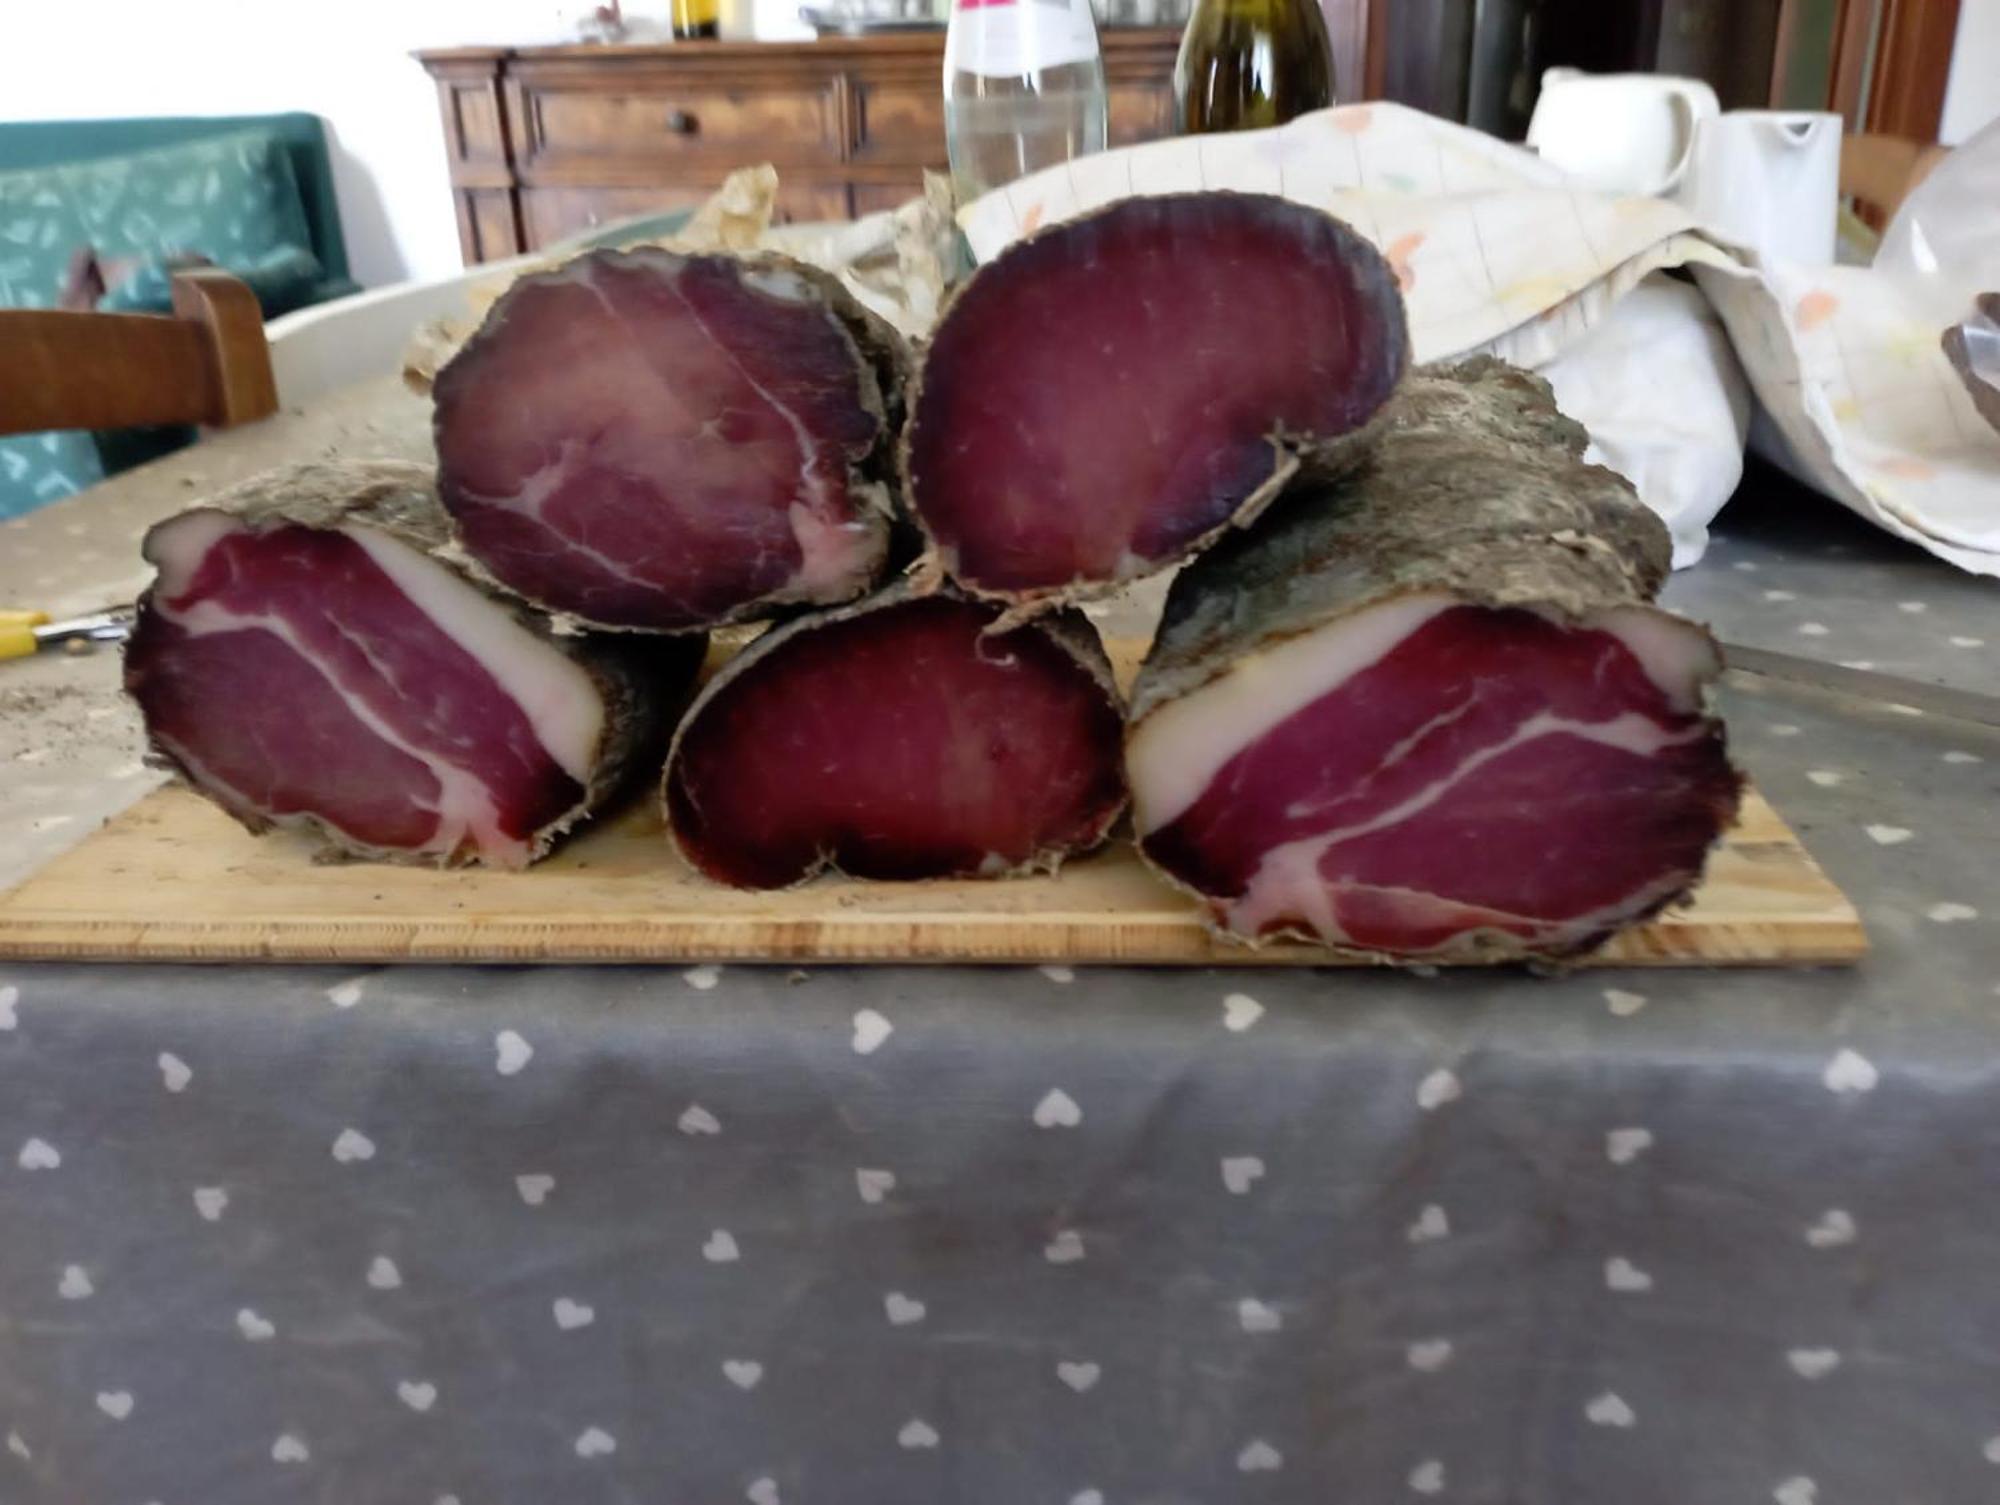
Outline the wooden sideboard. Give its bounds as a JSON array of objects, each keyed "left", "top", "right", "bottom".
[{"left": 417, "top": 32, "right": 1185, "bottom": 263}]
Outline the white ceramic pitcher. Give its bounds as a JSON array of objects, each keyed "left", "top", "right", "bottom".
[
  {"left": 1526, "top": 68, "right": 1720, "bottom": 196},
  {"left": 1673, "top": 111, "right": 1843, "bottom": 267}
]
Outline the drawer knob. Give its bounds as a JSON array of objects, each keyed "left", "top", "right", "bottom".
[{"left": 665, "top": 109, "right": 698, "bottom": 134}]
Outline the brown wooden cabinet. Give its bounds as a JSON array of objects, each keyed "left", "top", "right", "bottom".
[{"left": 418, "top": 32, "right": 1185, "bottom": 263}]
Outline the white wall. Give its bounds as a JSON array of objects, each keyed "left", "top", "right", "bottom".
[
  {"left": 1942, "top": 0, "right": 2000, "bottom": 144},
  {"left": 0, "top": 1, "right": 616, "bottom": 287}
]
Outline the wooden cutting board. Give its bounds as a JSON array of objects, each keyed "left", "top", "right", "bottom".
[{"left": 0, "top": 781, "right": 1864, "bottom": 966}]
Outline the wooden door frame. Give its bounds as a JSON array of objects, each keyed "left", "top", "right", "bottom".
[{"left": 1818, "top": 0, "right": 1962, "bottom": 137}]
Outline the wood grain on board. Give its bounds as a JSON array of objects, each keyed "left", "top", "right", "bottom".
[{"left": 0, "top": 783, "right": 1866, "bottom": 967}]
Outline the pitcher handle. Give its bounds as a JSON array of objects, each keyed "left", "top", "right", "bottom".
[{"left": 1656, "top": 81, "right": 1717, "bottom": 194}]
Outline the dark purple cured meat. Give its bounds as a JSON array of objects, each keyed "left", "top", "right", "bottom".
[
  {"left": 1127, "top": 359, "right": 1742, "bottom": 962},
  {"left": 125, "top": 462, "right": 697, "bottom": 868},
  {"left": 665, "top": 591, "right": 1126, "bottom": 888},
  {"left": 903, "top": 193, "right": 1408, "bottom": 604},
  {"left": 433, "top": 248, "right": 903, "bottom": 632}
]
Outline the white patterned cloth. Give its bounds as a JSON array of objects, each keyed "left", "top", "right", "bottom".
[{"left": 958, "top": 105, "right": 2000, "bottom": 578}]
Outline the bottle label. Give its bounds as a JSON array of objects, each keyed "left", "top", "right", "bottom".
[{"left": 946, "top": 0, "right": 1100, "bottom": 79}]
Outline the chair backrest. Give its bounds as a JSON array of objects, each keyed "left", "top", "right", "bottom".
[{"left": 0, "top": 269, "right": 277, "bottom": 438}]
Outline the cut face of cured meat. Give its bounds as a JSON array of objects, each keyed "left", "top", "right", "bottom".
[
  {"left": 1130, "top": 595, "right": 1739, "bottom": 957},
  {"left": 666, "top": 592, "right": 1127, "bottom": 888},
  {"left": 433, "top": 249, "right": 900, "bottom": 632},
  {"left": 903, "top": 192, "right": 1408, "bottom": 603},
  {"left": 125, "top": 464, "right": 694, "bottom": 868}
]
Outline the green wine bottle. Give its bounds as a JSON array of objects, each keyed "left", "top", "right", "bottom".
[{"left": 1174, "top": 0, "right": 1335, "bottom": 134}]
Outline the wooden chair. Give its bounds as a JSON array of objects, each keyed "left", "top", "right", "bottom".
[
  {"left": 1840, "top": 131, "right": 1950, "bottom": 226},
  {"left": 0, "top": 268, "right": 278, "bottom": 438}
]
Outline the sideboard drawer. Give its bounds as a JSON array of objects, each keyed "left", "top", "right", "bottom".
[
  {"left": 519, "top": 83, "right": 842, "bottom": 165},
  {"left": 851, "top": 80, "right": 946, "bottom": 163}
]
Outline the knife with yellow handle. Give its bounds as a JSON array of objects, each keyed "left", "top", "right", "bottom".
[{"left": 0, "top": 609, "right": 131, "bottom": 661}]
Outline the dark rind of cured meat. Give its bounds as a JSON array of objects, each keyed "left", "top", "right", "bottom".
[
  {"left": 433, "top": 247, "right": 909, "bottom": 634},
  {"left": 124, "top": 461, "right": 701, "bottom": 869},
  {"left": 664, "top": 584, "right": 1128, "bottom": 888},
  {"left": 901, "top": 192, "right": 1410, "bottom": 608},
  {"left": 1127, "top": 358, "right": 1743, "bottom": 964}
]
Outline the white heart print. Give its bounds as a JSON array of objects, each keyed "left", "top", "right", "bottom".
[
  {"left": 679, "top": 1103, "right": 722, "bottom": 1136},
  {"left": 884, "top": 1292, "right": 926, "bottom": 1326},
  {"left": 1416, "top": 1069, "right": 1461, "bottom": 1111},
  {"left": 1822, "top": 1049, "right": 1879, "bottom": 1094},
  {"left": 0, "top": 985, "right": 17, "bottom": 1030},
  {"left": 17, "top": 1138, "right": 60, "bottom": 1171},
  {"left": 57, "top": 1265, "right": 92, "bottom": 1300},
  {"left": 851, "top": 1009, "right": 894, "bottom": 1055},
  {"left": 1773, "top": 1476, "right": 1817, "bottom": 1505},
  {"left": 1221, "top": 992, "right": 1264, "bottom": 1032},
  {"left": 494, "top": 1030, "right": 533, "bottom": 1076},
  {"left": 1605, "top": 1257, "right": 1653, "bottom": 1293},
  {"left": 331, "top": 1128, "right": 376, "bottom": 1164},
  {"left": 237, "top": 1308, "right": 276, "bottom": 1341},
  {"left": 158, "top": 1052, "right": 192, "bottom": 1092},
  {"left": 747, "top": 1478, "right": 782, "bottom": 1505},
  {"left": 1585, "top": 1392, "right": 1636, "bottom": 1427},
  {"left": 6, "top": 1432, "right": 28, "bottom": 1460},
  {"left": 1044, "top": 1229, "right": 1085, "bottom": 1264},
  {"left": 1787, "top": 1348, "right": 1840, "bottom": 1380},
  {"left": 682, "top": 964, "right": 722, "bottom": 990},
  {"left": 1805, "top": 1209, "right": 1856, "bottom": 1248},
  {"left": 193, "top": 1186, "right": 228, "bottom": 1221},
  {"left": 271, "top": 1433, "right": 309, "bottom": 1463},
  {"left": 1238, "top": 1298, "right": 1282, "bottom": 1333},
  {"left": 1983, "top": 1435, "right": 2000, "bottom": 1465},
  {"left": 1033, "top": 1088, "right": 1082, "bottom": 1128},
  {"left": 1407, "top": 1204, "right": 1450, "bottom": 1243},
  {"left": 574, "top": 1427, "right": 616, "bottom": 1459},
  {"left": 722, "top": 1359, "right": 763, "bottom": 1390},
  {"left": 1602, "top": 988, "right": 1648, "bottom": 1017},
  {"left": 1070, "top": 1492, "right": 1104, "bottom": 1505},
  {"left": 96, "top": 1392, "right": 134, "bottom": 1420},
  {"left": 516, "top": 1173, "right": 555, "bottom": 1206},
  {"left": 1038, "top": 964, "right": 1074, "bottom": 983},
  {"left": 1221, "top": 1156, "right": 1265, "bottom": 1194},
  {"left": 326, "top": 977, "right": 365, "bottom": 1009},
  {"left": 1409, "top": 1460, "right": 1446, "bottom": 1495},
  {"left": 1406, "top": 1339, "right": 1452, "bottom": 1372},
  {"left": 1805, "top": 769, "right": 1843, "bottom": 788},
  {"left": 397, "top": 1380, "right": 438, "bottom": 1412},
  {"left": 1236, "top": 1439, "right": 1283, "bottom": 1473},
  {"left": 1865, "top": 824, "right": 1912, "bottom": 846},
  {"left": 553, "top": 1297, "right": 595, "bottom": 1330},
  {"left": 704, "top": 1229, "right": 741, "bottom": 1263},
  {"left": 897, "top": 1419, "right": 940, "bottom": 1450},
  {"left": 1928, "top": 901, "right": 1978, "bottom": 924},
  {"left": 1606, "top": 1127, "right": 1654, "bottom": 1164},
  {"left": 366, "top": 1256, "right": 402, "bottom": 1290},
  {"left": 1056, "top": 1361, "right": 1101, "bottom": 1392},
  {"left": 855, "top": 1168, "right": 896, "bottom": 1204}
]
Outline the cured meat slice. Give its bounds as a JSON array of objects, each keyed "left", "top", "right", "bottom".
[
  {"left": 665, "top": 589, "right": 1127, "bottom": 887},
  {"left": 432, "top": 248, "right": 905, "bottom": 632},
  {"left": 125, "top": 462, "right": 699, "bottom": 868},
  {"left": 1127, "top": 359, "right": 1742, "bottom": 962},
  {"left": 902, "top": 192, "right": 1408, "bottom": 605}
]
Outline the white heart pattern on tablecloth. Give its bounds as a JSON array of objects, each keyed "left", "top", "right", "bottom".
[
  {"left": 884, "top": 1291, "right": 926, "bottom": 1326},
  {"left": 897, "top": 1419, "right": 940, "bottom": 1450},
  {"left": 1238, "top": 1298, "right": 1282, "bottom": 1333},
  {"left": 494, "top": 1030, "right": 534, "bottom": 1076},
  {"left": 158, "top": 1052, "right": 192, "bottom": 1093},
  {"left": 679, "top": 1104, "right": 722, "bottom": 1136},
  {"left": 574, "top": 1427, "right": 616, "bottom": 1458},
  {"left": 855, "top": 1168, "right": 896, "bottom": 1204},
  {"left": 1822, "top": 1049, "right": 1879, "bottom": 1094},
  {"left": 722, "top": 1360, "right": 763, "bottom": 1390},
  {"left": 1605, "top": 1257, "right": 1654, "bottom": 1293},
  {"left": 1773, "top": 1476, "right": 1817, "bottom": 1505},
  {"left": 851, "top": 1009, "right": 894, "bottom": 1055},
  {"left": 1407, "top": 1204, "right": 1450, "bottom": 1243},
  {"left": 271, "top": 1433, "right": 309, "bottom": 1463},
  {"left": 1787, "top": 1348, "right": 1841, "bottom": 1380},
  {"left": 704, "top": 1229, "right": 741, "bottom": 1263},
  {"left": 331, "top": 1128, "right": 375, "bottom": 1164},
  {"left": 747, "top": 1478, "right": 781, "bottom": 1505},
  {"left": 553, "top": 1297, "right": 595, "bottom": 1330},
  {"left": 1221, "top": 992, "right": 1264, "bottom": 1032},
  {"left": 1586, "top": 1392, "right": 1636, "bottom": 1427},
  {"left": 57, "top": 1264, "right": 92, "bottom": 1300},
  {"left": 96, "top": 1392, "right": 133, "bottom": 1420},
  {"left": 1416, "top": 1069, "right": 1461, "bottom": 1111},
  {"left": 237, "top": 1308, "right": 276, "bottom": 1341},
  {"left": 397, "top": 1380, "right": 437, "bottom": 1412},
  {"left": 1409, "top": 1460, "right": 1445, "bottom": 1494},
  {"left": 516, "top": 1174, "right": 555, "bottom": 1206},
  {"left": 194, "top": 1187, "right": 228, "bottom": 1222},
  {"left": 1237, "top": 1439, "right": 1282, "bottom": 1472},
  {"left": 366, "top": 1256, "right": 402, "bottom": 1290},
  {"left": 1607, "top": 1127, "right": 1654, "bottom": 1164},
  {"left": 17, "top": 1138, "right": 60, "bottom": 1171},
  {"left": 1056, "top": 1361, "right": 1101, "bottom": 1392},
  {"left": 1805, "top": 1209, "right": 1856, "bottom": 1248},
  {"left": 1221, "top": 1156, "right": 1265, "bottom": 1194},
  {"left": 0, "top": 986, "right": 18, "bottom": 1030},
  {"left": 1033, "top": 1089, "right": 1082, "bottom": 1128},
  {"left": 1044, "top": 1229, "right": 1085, "bottom": 1264},
  {"left": 1406, "top": 1339, "right": 1452, "bottom": 1372}
]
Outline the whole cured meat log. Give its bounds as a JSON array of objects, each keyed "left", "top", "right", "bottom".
[
  {"left": 433, "top": 248, "right": 906, "bottom": 633},
  {"left": 125, "top": 462, "right": 700, "bottom": 868},
  {"left": 665, "top": 589, "right": 1127, "bottom": 887},
  {"left": 1127, "top": 359, "right": 1742, "bottom": 962},
  {"left": 903, "top": 193, "right": 1408, "bottom": 605}
]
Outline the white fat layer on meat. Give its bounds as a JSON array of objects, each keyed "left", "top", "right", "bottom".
[
  {"left": 146, "top": 517, "right": 584, "bottom": 864},
  {"left": 345, "top": 527, "right": 602, "bottom": 783},
  {"left": 740, "top": 266, "right": 813, "bottom": 302},
  {"left": 785, "top": 503, "right": 878, "bottom": 595},
  {"left": 1130, "top": 596, "right": 1720, "bottom": 837},
  {"left": 1129, "top": 594, "right": 1456, "bottom": 835},
  {"left": 1223, "top": 710, "right": 1712, "bottom": 942}
]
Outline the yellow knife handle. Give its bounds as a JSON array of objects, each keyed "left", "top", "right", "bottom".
[
  {"left": 0, "top": 609, "right": 51, "bottom": 628},
  {"left": 0, "top": 623, "right": 38, "bottom": 660}
]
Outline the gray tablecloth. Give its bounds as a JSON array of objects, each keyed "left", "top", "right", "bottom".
[{"left": 3, "top": 477, "right": 1998, "bottom": 1505}]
